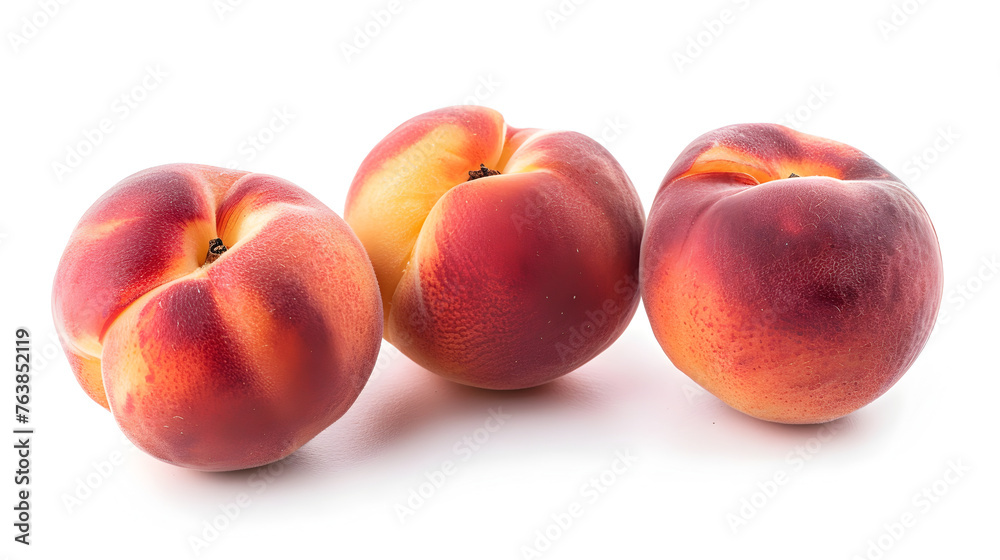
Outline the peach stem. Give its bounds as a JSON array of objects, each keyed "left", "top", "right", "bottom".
[
  {"left": 467, "top": 164, "right": 501, "bottom": 181},
  {"left": 203, "top": 238, "right": 228, "bottom": 265}
]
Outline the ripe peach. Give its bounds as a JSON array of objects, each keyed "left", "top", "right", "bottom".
[
  {"left": 52, "top": 164, "right": 383, "bottom": 470},
  {"left": 345, "top": 106, "right": 645, "bottom": 389},
  {"left": 641, "top": 124, "right": 943, "bottom": 424}
]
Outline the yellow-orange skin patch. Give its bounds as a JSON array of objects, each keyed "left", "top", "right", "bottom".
[
  {"left": 346, "top": 106, "right": 645, "bottom": 389},
  {"left": 641, "top": 124, "right": 943, "bottom": 424},
  {"left": 52, "top": 165, "right": 383, "bottom": 470}
]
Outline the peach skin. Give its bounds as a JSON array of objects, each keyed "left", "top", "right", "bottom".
[
  {"left": 345, "top": 106, "right": 645, "bottom": 389},
  {"left": 641, "top": 124, "right": 943, "bottom": 424},
  {"left": 52, "top": 164, "right": 383, "bottom": 470}
]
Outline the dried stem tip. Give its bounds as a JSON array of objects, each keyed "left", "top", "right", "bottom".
[
  {"left": 204, "top": 238, "right": 228, "bottom": 265},
  {"left": 468, "top": 164, "right": 501, "bottom": 181}
]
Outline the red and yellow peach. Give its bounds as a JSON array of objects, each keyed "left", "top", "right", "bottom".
[
  {"left": 641, "top": 124, "right": 943, "bottom": 423},
  {"left": 52, "top": 164, "right": 382, "bottom": 470},
  {"left": 345, "top": 106, "right": 645, "bottom": 389}
]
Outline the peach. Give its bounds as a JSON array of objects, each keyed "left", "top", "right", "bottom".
[
  {"left": 345, "top": 106, "right": 645, "bottom": 389},
  {"left": 641, "top": 124, "right": 943, "bottom": 424},
  {"left": 52, "top": 164, "right": 382, "bottom": 470}
]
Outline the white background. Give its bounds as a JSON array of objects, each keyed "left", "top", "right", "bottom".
[{"left": 2, "top": 1, "right": 998, "bottom": 559}]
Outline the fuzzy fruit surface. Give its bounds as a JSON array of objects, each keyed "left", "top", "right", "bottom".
[
  {"left": 52, "top": 164, "right": 383, "bottom": 470},
  {"left": 641, "top": 124, "right": 943, "bottom": 424},
  {"left": 346, "top": 106, "right": 645, "bottom": 390}
]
